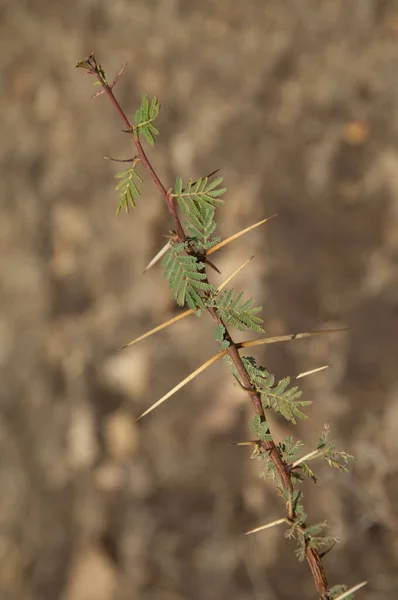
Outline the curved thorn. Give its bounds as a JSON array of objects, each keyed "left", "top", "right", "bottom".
[
  {"left": 204, "top": 257, "right": 221, "bottom": 274},
  {"left": 318, "top": 540, "right": 338, "bottom": 559},
  {"left": 232, "top": 373, "right": 257, "bottom": 395}
]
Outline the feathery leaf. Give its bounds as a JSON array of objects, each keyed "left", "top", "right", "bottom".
[
  {"left": 133, "top": 93, "right": 160, "bottom": 146},
  {"left": 161, "top": 242, "right": 214, "bottom": 309},
  {"left": 114, "top": 166, "right": 143, "bottom": 214},
  {"left": 214, "top": 290, "right": 264, "bottom": 333},
  {"left": 172, "top": 175, "right": 227, "bottom": 212}
]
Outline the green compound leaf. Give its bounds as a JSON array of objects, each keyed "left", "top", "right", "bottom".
[
  {"left": 214, "top": 323, "right": 231, "bottom": 349},
  {"left": 215, "top": 324, "right": 226, "bottom": 343},
  {"left": 300, "top": 462, "right": 318, "bottom": 484},
  {"left": 134, "top": 93, "right": 160, "bottom": 146},
  {"left": 175, "top": 175, "right": 183, "bottom": 195},
  {"left": 317, "top": 424, "right": 356, "bottom": 472},
  {"left": 285, "top": 515, "right": 340, "bottom": 564},
  {"left": 249, "top": 415, "right": 273, "bottom": 442},
  {"left": 278, "top": 437, "right": 304, "bottom": 465},
  {"left": 249, "top": 414, "right": 261, "bottom": 436},
  {"left": 172, "top": 175, "right": 227, "bottom": 212},
  {"left": 294, "top": 537, "right": 307, "bottom": 562},
  {"left": 261, "top": 377, "right": 311, "bottom": 425},
  {"left": 241, "top": 356, "right": 272, "bottom": 387},
  {"left": 185, "top": 205, "right": 220, "bottom": 251},
  {"left": 161, "top": 242, "right": 214, "bottom": 309},
  {"left": 306, "top": 528, "right": 340, "bottom": 553},
  {"left": 230, "top": 357, "right": 310, "bottom": 424},
  {"left": 214, "top": 290, "right": 265, "bottom": 333},
  {"left": 260, "top": 456, "right": 281, "bottom": 489},
  {"left": 171, "top": 175, "right": 225, "bottom": 251},
  {"left": 114, "top": 166, "right": 143, "bottom": 214}
]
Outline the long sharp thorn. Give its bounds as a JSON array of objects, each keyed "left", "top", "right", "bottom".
[
  {"left": 207, "top": 215, "right": 277, "bottom": 256},
  {"left": 143, "top": 240, "right": 172, "bottom": 273},
  {"left": 333, "top": 582, "right": 367, "bottom": 600},
  {"left": 121, "top": 309, "right": 194, "bottom": 350},
  {"left": 216, "top": 256, "right": 254, "bottom": 294},
  {"left": 229, "top": 440, "right": 261, "bottom": 447},
  {"left": 292, "top": 450, "right": 321, "bottom": 469},
  {"left": 245, "top": 518, "right": 287, "bottom": 536},
  {"left": 136, "top": 349, "right": 227, "bottom": 420},
  {"left": 104, "top": 156, "right": 136, "bottom": 163},
  {"left": 295, "top": 364, "right": 330, "bottom": 379},
  {"left": 291, "top": 449, "right": 333, "bottom": 469},
  {"left": 237, "top": 328, "right": 349, "bottom": 350}
]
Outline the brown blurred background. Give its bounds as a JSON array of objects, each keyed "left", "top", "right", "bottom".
[{"left": 2, "top": 1, "right": 398, "bottom": 599}]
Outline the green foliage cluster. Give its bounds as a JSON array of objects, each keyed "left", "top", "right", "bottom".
[
  {"left": 212, "top": 291, "right": 264, "bottom": 333},
  {"left": 253, "top": 426, "right": 354, "bottom": 565},
  {"left": 317, "top": 424, "right": 356, "bottom": 472},
  {"left": 226, "top": 355, "right": 310, "bottom": 424},
  {"left": 172, "top": 175, "right": 223, "bottom": 251},
  {"left": 161, "top": 241, "right": 213, "bottom": 310},
  {"left": 172, "top": 174, "right": 226, "bottom": 211}
]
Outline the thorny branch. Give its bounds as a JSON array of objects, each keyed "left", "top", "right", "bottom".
[{"left": 77, "top": 53, "right": 353, "bottom": 599}]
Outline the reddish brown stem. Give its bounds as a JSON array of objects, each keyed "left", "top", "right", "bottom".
[{"left": 86, "top": 56, "right": 185, "bottom": 242}]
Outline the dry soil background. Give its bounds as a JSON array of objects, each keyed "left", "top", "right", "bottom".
[{"left": 1, "top": 1, "right": 398, "bottom": 599}]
